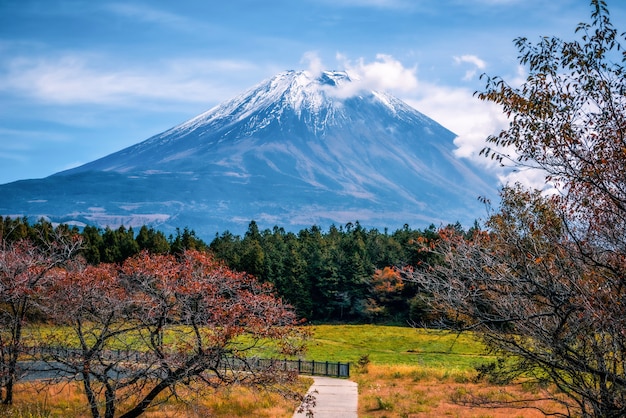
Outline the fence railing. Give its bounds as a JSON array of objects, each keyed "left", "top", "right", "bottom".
[
  {"left": 252, "top": 358, "right": 350, "bottom": 378},
  {"left": 21, "top": 346, "right": 350, "bottom": 378}
]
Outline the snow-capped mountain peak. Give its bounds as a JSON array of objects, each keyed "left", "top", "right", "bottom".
[
  {"left": 180, "top": 70, "right": 356, "bottom": 131},
  {"left": 1, "top": 69, "right": 498, "bottom": 238}
]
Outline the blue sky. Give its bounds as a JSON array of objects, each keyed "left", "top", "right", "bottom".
[{"left": 1, "top": 0, "right": 625, "bottom": 185}]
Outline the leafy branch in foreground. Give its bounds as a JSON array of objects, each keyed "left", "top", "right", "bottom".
[{"left": 405, "top": 1, "right": 626, "bottom": 416}]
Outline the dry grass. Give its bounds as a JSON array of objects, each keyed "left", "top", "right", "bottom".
[
  {"left": 354, "top": 364, "right": 567, "bottom": 418},
  {"left": 0, "top": 377, "right": 312, "bottom": 418},
  {"left": 0, "top": 367, "right": 568, "bottom": 418}
]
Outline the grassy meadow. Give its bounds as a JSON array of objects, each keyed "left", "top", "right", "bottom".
[
  {"left": 304, "top": 324, "right": 491, "bottom": 369},
  {"left": 2, "top": 324, "right": 566, "bottom": 417}
]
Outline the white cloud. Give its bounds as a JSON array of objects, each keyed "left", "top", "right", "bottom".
[
  {"left": 453, "top": 54, "right": 486, "bottom": 69},
  {"left": 329, "top": 53, "right": 418, "bottom": 97},
  {"left": 0, "top": 150, "right": 28, "bottom": 164},
  {"left": 405, "top": 83, "right": 506, "bottom": 164},
  {"left": 0, "top": 54, "right": 258, "bottom": 106},
  {"left": 103, "top": 3, "right": 193, "bottom": 30},
  {"left": 0, "top": 127, "right": 70, "bottom": 145},
  {"left": 501, "top": 167, "right": 553, "bottom": 190},
  {"left": 453, "top": 54, "right": 487, "bottom": 81},
  {"left": 301, "top": 51, "right": 324, "bottom": 78},
  {"left": 405, "top": 78, "right": 550, "bottom": 190}
]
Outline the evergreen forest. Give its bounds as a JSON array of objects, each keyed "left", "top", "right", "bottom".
[{"left": 0, "top": 216, "right": 473, "bottom": 323}]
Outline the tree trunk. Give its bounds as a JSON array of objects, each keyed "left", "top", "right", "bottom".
[
  {"left": 3, "top": 306, "right": 24, "bottom": 405},
  {"left": 104, "top": 383, "right": 116, "bottom": 418},
  {"left": 118, "top": 377, "right": 173, "bottom": 418},
  {"left": 2, "top": 377, "right": 13, "bottom": 405},
  {"left": 82, "top": 369, "right": 101, "bottom": 418}
]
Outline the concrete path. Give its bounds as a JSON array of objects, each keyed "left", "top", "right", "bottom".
[{"left": 293, "top": 376, "right": 358, "bottom": 418}]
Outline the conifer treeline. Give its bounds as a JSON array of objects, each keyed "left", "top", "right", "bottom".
[
  {"left": 1, "top": 216, "right": 473, "bottom": 323},
  {"left": 209, "top": 220, "right": 452, "bottom": 322}
]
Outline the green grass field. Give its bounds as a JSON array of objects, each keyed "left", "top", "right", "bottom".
[
  {"left": 303, "top": 324, "right": 492, "bottom": 370},
  {"left": 25, "top": 323, "right": 492, "bottom": 370}
]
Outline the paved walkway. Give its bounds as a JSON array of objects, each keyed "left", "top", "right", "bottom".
[{"left": 293, "top": 376, "right": 358, "bottom": 418}]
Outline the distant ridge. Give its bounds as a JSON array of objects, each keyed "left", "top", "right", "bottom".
[{"left": 0, "top": 70, "right": 497, "bottom": 238}]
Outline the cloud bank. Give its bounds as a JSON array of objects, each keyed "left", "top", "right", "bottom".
[
  {"left": 303, "top": 51, "right": 547, "bottom": 190},
  {"left": 0, "top": 54, "right": 257, "bottom": 106},
  {"left": 300, "top": 52, "right": 512, "bottom": 182}
]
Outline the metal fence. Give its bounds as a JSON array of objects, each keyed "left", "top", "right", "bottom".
[
  {"left": 252, "top": 358, "right": 350, "bottom": 378},
  {"left": 22, "top": 346, "right": 350, "bottom": 378}
]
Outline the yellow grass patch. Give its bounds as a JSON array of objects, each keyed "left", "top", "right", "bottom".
[
  {"left": 354, "top": 364, "right": 567, "bottom": 418},
  {"left": 0, "top": 377, "right": 312, "bottom": 418},
  {"left": 0, "top": 367, "right": 567, "bottom": 418}
]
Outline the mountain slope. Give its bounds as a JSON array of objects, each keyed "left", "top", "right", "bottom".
[{"left": 0, "top": 70, "right": 497, "bottom": 237}]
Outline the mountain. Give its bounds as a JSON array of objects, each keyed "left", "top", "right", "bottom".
[{"left": 0, "top": 70, "right": 497, "bottom": 238}]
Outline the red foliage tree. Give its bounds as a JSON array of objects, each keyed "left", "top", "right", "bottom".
[
  {"left": 364, "top": 267, "right": 404, "bottom": 319},
  {"left": 44, "top": 250, "right": 307, "bottom": 418},
  {"left": 0, "top": 232, "right": 81, "bottom": 405}
]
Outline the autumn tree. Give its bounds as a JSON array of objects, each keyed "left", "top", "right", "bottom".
[
  {"left": 363, "top": 266, "right": 404, "bottom": 320},
  {"left": 0, "top": 228, "right": 81, "bottom": 404},
  {"left": 43, "top": 250, "right": 307, "bottom": 418},
  {"left": 407, "top": 1, "right": 626, "bottom": 416},
  {"left": 40, "top": 261, "right": 141, "bottom": 418}
]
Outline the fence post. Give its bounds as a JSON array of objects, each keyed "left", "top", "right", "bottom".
[
  {"left": 325, "top": 361, "right": 329, "bottom": 376},
  {"left": 311, "top": 360, "right": 315, "bottom": 375}
]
